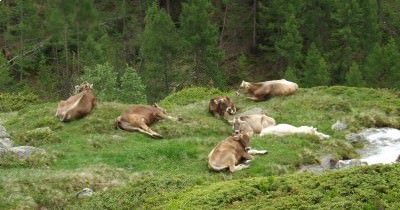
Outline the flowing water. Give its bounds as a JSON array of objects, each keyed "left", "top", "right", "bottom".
[{"left": 351, "top": 128, "right": 400, "bottom": 165}]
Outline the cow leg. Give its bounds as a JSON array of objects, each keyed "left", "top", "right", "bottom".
[
  {"left": 117, "top": 120, "right": 157, "bottom": 137},
  {"left": 242, "top": 152, "right": 254, "bottom": 161},
  {"left": 248, "top": 149, "right": 268, "bottom": 155},
  {"left": 246, "top": 96, "right": 262, "bottom": 101},
  {"left": 137, "top": 119, "right": 163, "bottom": 139},
  {"left": 229, "top": 164, "right": 249, "bottom": 172}
]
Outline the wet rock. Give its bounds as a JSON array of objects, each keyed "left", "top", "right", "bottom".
[
  {"left": 0, "top": 137, "right": 14, "bottom": 149},
  {"left": 0, "top": 125, "right": 10, "bottom": 138},
  {"left": 331, "top": 120, "right": 347, "bottom": 131},
  {"left": 9, "top": 146, "right": 46, "bottom": 158},
  {"left": 76, "top": 188, "right": 94, "bottom": 198},
  {"left": 335, "top": 159, "right": 368, "bottom": 169}
]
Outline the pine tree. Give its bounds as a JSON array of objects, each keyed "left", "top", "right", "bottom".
[
  {"left": 302, "top": 43, "right": 330, "bottom": 87},
  {"left": 275, "top": 12, "right": 303, "bottom": 77},
  {"left": 118, "top": 66, "right": 147, "bottom": 104},
  {"left": 179, "top": 0, "right": 225, "bottom": 88},
  {"left": 140, "top": 4, "right": 181, "bottom": 102},
  {"left": 283, "top": 66, "right": 299, "bottom": 84},
  {"left": 0, "top": 54, "right": 12, "bottom": 91},
  {"left": 364, "top": 38, "right": 400, "bottom": 89},
  {"left": 345, "top": 62, "right": 365, "bottom": 87}
]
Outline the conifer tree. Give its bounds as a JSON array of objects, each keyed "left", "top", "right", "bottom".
[
  {"left": 0, "top": 54, "right": 12, "bottom": 91},
  {"left": 345, "top": 62, "right": 365, "bottom": 87},
  {"left": 118, "top": 66, "right": 147, "bottom": 104},
  {"left": 302, "top": 43, "right": 330, "bottom": 87},
  {"left": 179, "top": 0, "right": 225, "bottom": 88},
  {"left": 140, "top": 4, "right": 181, "bottom": 101}
]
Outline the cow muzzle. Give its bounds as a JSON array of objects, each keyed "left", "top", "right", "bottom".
[{"left": 226, "top": 107, "right": 236, "bottom": 115}]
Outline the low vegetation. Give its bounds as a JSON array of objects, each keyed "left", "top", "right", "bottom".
[{"left": 0, "top": 86, "right": 399, "bottom": 209}]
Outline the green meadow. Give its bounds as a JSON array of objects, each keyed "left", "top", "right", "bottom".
[{"left": 0, "top": 86, "right": 399, "bottom": 209}]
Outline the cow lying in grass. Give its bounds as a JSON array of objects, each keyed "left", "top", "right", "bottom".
[
  {"left": 115, "top": 104, "right": 178, "bottom": 139},
  {"left": 208, "top": 96, "right": 237, "bottom": 118},
  {"left": 260, "top": 124, "right": 330, "bottom": 140},
  {"left": 208, "top": 133, "right": 267, "bottom": 173},
  {"left": 236, "top": 79, "right": 298, "bottom": 101},
  {"left": 55, "top": 81, "right": 96, "bottom": 122},
  {"left": 232, "top": 114, "right": 276, "bottom": 136}
]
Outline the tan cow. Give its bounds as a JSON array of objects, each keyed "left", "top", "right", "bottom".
[
  {"left": 115, "top": 104, "right": 178, "bottom": 139},
  {"left": 55, "top": 82, "right": 96, "bottom": 122},
  {"left": 232, "top": 114, "right": 276, "bottom": 136},
  {"left": 237, "top": 79, "right": 298, "bottom": 101},
  {"left": 208, "top": 96, "right": 237, "bottom": 118},
  {"left": 208, "top": 133, "right": 253, "bottom": 172}
]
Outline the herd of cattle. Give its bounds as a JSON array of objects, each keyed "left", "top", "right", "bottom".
[{"left": 55, "top": 79, "right": 330, "bottom": 172}]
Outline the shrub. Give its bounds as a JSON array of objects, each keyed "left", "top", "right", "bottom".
[
  {"left": 0, "top": 91, "right": 39, "bottom": 112},
  {"left": 160, "top": 87, "right": 224, "bottom": 107},
  {"left": 117, "top": 66, "right": 147, "bottom": 104},
  {"left": 12, "top": 127, "right": 61, "bottom": 146}
]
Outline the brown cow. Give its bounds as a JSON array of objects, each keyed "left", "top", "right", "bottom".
[
  {"left": 232, "top": 114, "right": 276, "bottom": 136},
  {"left": 237, "top": 79, "right": 298, "bottom": 101},
  {"left": 115, "top": 104, "right": 178, "bottom": 139},
  {"left": 55, "top": 82, "right": 96, "bottom": 122},
  {"left": 208, "top": 133, "right": 253, "bottom": 172},
  {"left": 208, "top": 96, "right": 237, "bottom": 118}
]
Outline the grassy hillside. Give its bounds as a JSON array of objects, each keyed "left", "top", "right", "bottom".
[{"left": 0, "top": 86, "right": 399, "bottom": 209}]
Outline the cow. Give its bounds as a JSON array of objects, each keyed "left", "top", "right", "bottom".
[
  {"left": 115, "top": 104, "right": 178, "bottom": 139},
  {"left": 55, "top": 82, "right": 96, "bottom": 122},
  {"left": 260, "top": 124, "right": 330, "bottom": 140},
  {"left": 208, "top": 133, "right": 254, "bottom": 172},
  {"left": 236, "top": 79, "right": 298, "bottom": 101},
  {"left": 208, "top": 96, "right": 237, "bottom": 118},
  {"left": 232, "top": 114, "right": 276, "bottom": 136}
]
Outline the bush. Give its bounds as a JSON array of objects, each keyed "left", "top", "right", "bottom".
[
  {"left": 117, "top": 66, "right": 147, "bottom": 104},
  {"left": 78, "top": 63, "right": 118, "bottom": 101},
  {"left": 0, "top": 91, "right": 39, "bottom": 112},
  {"left": 160, "top": 87, "right": 224, "bottom": 107},
  {"left": 12, "top": 127, "right": 61, "bottom": 146}
]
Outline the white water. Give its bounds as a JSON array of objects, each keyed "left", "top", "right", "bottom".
[{"left": 355, "top": 128, "right": 400, "bottom": 165}]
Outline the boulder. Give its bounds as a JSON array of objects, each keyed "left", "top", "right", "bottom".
[
  {"left": 335, "top": 159, "right": 368, "bottom": 169},
  {"left": 331, "top": 120, "right": 347, "bottom": 131},
  {"left": 0, "top": 137, "right": 14, "bottom": 149},
  {"left": 76, "top": 188, "right": 94, "bottom": 198},
  {"left": 9, "top": 146, "right": 46, "bottom": 158}
]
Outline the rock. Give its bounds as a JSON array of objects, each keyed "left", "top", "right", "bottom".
[
  {"left": 0, "top": 125, "right": 10, "bottom": 138},
  {"left": 9, "top": 146, "right": 46, "bottom": 158},
  {"left": 76, "top": 188, "right": 94, "bottom": 198},
  {"left": 335, "top": 159, "right": 368, "bottom": 169},
  {"left": 111, "top": 135, "right": 124, "bottom": 141},
  {"left": 0, "top": 137, "right": 14, "bottom": 149},
  {"left": 331, "top": 120, "right": 347, "bottom": 131}
]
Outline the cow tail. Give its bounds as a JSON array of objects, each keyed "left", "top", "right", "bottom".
[{"left": 114, "top": 116, "right": 122, "bottom": 130}]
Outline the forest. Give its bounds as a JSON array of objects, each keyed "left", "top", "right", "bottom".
[{"left": 0, "top": 0, "right": 399, "bottom": 102}]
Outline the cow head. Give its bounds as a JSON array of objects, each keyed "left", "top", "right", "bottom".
[
  {"left": 232, "top": 117, "right": 254, "bottom": 137},
  {"left": 233, "top": 133, "right": 251, "bottom": 151},
  {"left": 153, "top": 103, "right": 168, "bottom": 118},
  {"left": 74, "top": 81, "right": 93, "bottom": 94},
  {"left": 236, "top": 81, "right": 250, "bottom": 95},
  {"left": 218, "top": 97, "right": 236, "bottom": 115}
]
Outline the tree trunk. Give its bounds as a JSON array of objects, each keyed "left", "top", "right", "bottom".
[
  {"left": 19, "top": 1, "right": 24, "bottom": 81},
  {"left": 64, "top": 24, "right": 69, "bottom": 78},
  {"left": 219, "top": 2, "right": 228, "bottom": 46},
  {"left": 253, "top": 0, "right": 257, "bottom": 47}
]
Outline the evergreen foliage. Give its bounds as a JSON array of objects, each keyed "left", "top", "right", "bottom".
[
  {"left": 302, "top": 43, "right": 330, "bottom": 87},
  {"left": 345, "top": 62, "right": 365, "bottom": 87},
  {"left": 0, "top": 54, "right": 12, "bottom": 91},
  {"left": 140, "top": 4, "right": 181, "bottom": 102},
  {"left": 179, "top": 0, "right": 225, "bottom": 88},
  {"left": 118, "top": 66, "right": 147, "bottom": 104},
  {"left": 78, "top": 63, "right": 118, "bottom": 101}
]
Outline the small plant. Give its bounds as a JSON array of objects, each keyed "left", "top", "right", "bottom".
[
  {"left": 0, "top": 91, "right": 39, "bottom": 112},
  {"left": 12, "top": 127, "right": 61, "bottom": 146}
]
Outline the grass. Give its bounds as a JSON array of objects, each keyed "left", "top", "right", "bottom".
[{"left": 0, "top": 86, "right": 399, "bottom": 209}]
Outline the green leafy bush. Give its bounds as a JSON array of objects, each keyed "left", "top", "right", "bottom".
[
  {"left": 12, "top": 127, "right": 61, "bottom": 146},
  {"left": 0, "top": 91, "right": 39, "bottom": 112},
  {"left": 160, "top": 87, "right": 224, "bottom": 107}
]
